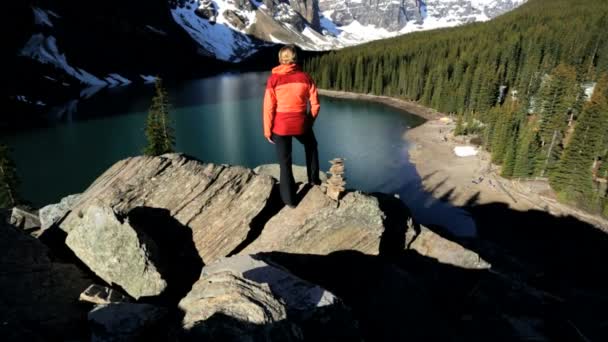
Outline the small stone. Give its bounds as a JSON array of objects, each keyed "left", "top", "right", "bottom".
[
  {"left": 326, "top": 158, "right": 347, "bottom": 201},
  {"left": 79, "top": 284, "right": 130, "bottom": 305}
]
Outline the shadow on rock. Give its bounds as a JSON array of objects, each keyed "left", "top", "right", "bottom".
[{"left": 127, "top": 206, "right": 204, "bottom": 306}]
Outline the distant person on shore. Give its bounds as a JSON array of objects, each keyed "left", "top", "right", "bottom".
[{"left": 263, "top": 45, "right": 321, "bottom": 207}]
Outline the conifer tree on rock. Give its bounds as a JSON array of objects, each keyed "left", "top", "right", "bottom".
[{"left": 144, "top": 79, "right": 175, "bottom": 156}]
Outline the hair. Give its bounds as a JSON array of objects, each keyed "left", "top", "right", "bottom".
[{"left": 278, "top": 45, "right": 298, "bottom": 64}]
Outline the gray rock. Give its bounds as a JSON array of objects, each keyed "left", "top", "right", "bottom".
[
  {"left": 405, "top": 222, "right": 491, "bottom": 269},
  {"left": 242, "top": 186, "right": 386, "bottom": 255},
  {"left": 10, "top": 206, "right": 40, "bottom": 233},
  {"left": 273, "top": 3, "right": 306, "bottom": 31},
  {"left": 224, "top": 9, "right": 249, "bottom": 30},
  {"left": 290, "top": 0, "right": 321, "bottom": 31},
  {"left": 232, "top": 0, "right": 255, "bottom": 11},
  {"left": 60, "top": 153, "right": 275, "bottom": 264},
  {"left": 179, "top": 254, "right": 359, "bottom": 341},
  {"left": 39, "top": 193, "right": 80, "bottom": 231},
  {"left": 80, "top": 284, "right": 130, "bottom": 305},
  {"left": 65, "top": 202, "right": 167, "bottom": 299},
  {"left": 0, "top": 220, "right": 90, "bottom": 340},
  {"left": 320, "top": 0, "right": 419, "bottom": 31},
  {"left": 88, "top": 303, "right": 167, "bottom": 342},
  {"left": 254, "top": 164, "right": 327, "bottom": 184}
]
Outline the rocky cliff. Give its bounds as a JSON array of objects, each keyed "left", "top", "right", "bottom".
[
  {"left": 319, "top": 0, "right": 527, "bottom": 32},
  {"left": 4, "top": 153, "right": 605, "bottom": 341}
]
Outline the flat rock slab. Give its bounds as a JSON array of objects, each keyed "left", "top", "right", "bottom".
[
  {"left": 254, "top": 164, "right": 328, "bottom": 184},
  {"left": 61, "top": 153, "right": 275, "bottom": 264},
  {"left": 242, "top": 186, "right": 386, "bottom": 255},
  {"left": 39, "top": 193, "right": 80, "bottom": 231},
  {"left": 179, "top": 254, "right": 360, "bottom": 341},
  {"left": 406, "top": 225, "right": 491, "bottom": 269}
]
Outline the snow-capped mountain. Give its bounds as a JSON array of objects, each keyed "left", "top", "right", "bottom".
[
  {"left": 11, "top": 0, "right": 526, "bottom": 105},
  {"left": 171, "top": 0, "right": 527, "bottom": 62}
]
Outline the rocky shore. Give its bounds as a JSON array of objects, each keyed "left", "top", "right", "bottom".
[{"left": 2, "top": 153, "right": 608, "bottom": 341}]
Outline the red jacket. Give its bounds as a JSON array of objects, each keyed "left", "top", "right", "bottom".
[{"left": 263, "top": 63, "right": 320, "bottom": 138}]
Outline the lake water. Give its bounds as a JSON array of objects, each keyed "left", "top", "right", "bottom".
[{"left": 4, "top": 72, "right": 475, "bottom": 236}]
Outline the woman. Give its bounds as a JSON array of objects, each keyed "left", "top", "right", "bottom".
[{"left": 263, "top": 45, "right": 321, "bottom": 207}]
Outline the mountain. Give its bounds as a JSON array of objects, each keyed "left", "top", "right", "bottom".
[
  {"left": 6, "top": 0, "right": 226, "bottom": 129},
  {"left": 7, "top": 0, "right": 525, "bottom": 124},
  {"left": 170, "top": 0, "right": 527, "bottom": 62}
]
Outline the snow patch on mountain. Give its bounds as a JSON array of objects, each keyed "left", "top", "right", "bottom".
[
  {"left": 320, "top": 0, "right": 527, "bottom": 45},
  {"left": 141, "top": 75, "right": 159, "bottom": 84},
  {"left": 171, "top": 1, "right": 259, "bottom": 62},
  {"left": 105, "top": 74, "right": 133, "bottom": 87},
  {"left": 33, "top": 7, "right": 56, "bottom": 28},
  {"left": 20, "top": 34, "right": 107, "bottom": 86}
]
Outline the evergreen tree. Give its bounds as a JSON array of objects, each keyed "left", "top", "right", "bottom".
[
  {"left": 304, "top": 0, "right": 608, "bottom": 214},
  {"left": 144, "top": 79, "right": 175, "bottom": 156},
  {"left": 512, "top": 116, "right": 540, "bottom": 178},
  {"left": 535, "top": 64, "right": 579, "bottom": 177},
  {"left": 0, "top": 144, "right": 20, "bottom": 208},
  {"left": 551, "top": 75, "right": 608, "bottom": 202}
]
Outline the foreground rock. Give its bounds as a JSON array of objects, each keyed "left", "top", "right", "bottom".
[
  {"left": 406, "top": 224, "right": 491, "bottom": 269},
  {"left": 61, "top": 154, "right": 275, "bottom": 264},
  {"left": 39, "top": 193, "right": 80, "bottom": 231},
  {"left": 10, "top": 206, "right": 40, "bottom": 235},
  {"left": 242, "top": 186, "right": 386, "bottom": 255},
  {"left": 179, "top": 254, "right": 360, "bottom": 341},
  {"left": 65, "top": 202, "right": 167, "bottom": 299},
  {"left": 89, "top": 303, "right": 167, "bottom": 342},
  {"left": 0, "top": 220, "right": 90, "bottom": 340},
  {"left": 79, "top": 284, "right": 130, "bottom": 305},
  {"left": 254, "top": 164, "right": 327, "bottom": 184}
]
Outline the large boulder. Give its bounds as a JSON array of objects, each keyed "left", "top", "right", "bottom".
[
  {"left": 39, "top": 193, "right": 80, "bottom": 231},
  {"left": 65, "top": 202, "right": 167, "bottom": 299},
  {"left": 254, "top": 164, "right": 327, "bottom": 184},
  {"left": 242, "top": 186, "right": 386, "bottom": 255},
  {"left": 178, "top": 254, "right": 360, "bottom": 341},
  {"left": 60, "top": 154, "right": 275, "bottom": 264},
  {"left": 0, "top": 220, "right": 91, "bottom": 340}
]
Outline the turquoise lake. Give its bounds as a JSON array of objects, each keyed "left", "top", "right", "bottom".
[{"left": 4, "top": 72, "right": 475, "bottom": 236}]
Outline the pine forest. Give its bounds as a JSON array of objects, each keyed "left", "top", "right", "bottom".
[{"left": 304, "top": 0, "right": 608, "bottom": 217}]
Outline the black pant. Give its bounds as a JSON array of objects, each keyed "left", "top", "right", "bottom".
[{"left": 272, "top": 129, "right": 321, "bottom": 206}]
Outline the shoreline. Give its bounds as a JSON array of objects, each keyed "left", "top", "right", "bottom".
[
  {"left": 319, "top": 88, "right": 608, "bottom": 231},
  {"left": 318, "top": 89, "right": 443, "bottom": 121},
  {"left": 406, "top": 120, "right": 608, "bottom": 232}
]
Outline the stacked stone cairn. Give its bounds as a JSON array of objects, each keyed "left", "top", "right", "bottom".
[{"left": 326, "top": 158, "right": 346, "bottom": 201}]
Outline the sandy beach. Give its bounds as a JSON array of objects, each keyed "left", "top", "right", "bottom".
[{"left": 319, "top": 89, "right": 608, "bottom": 231}]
